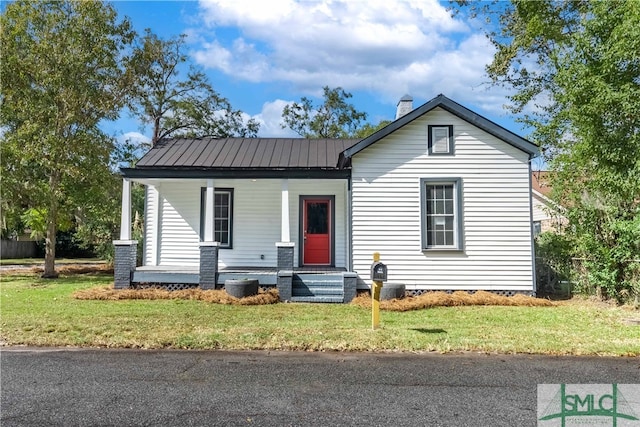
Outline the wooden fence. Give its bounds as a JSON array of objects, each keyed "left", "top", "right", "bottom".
[{"left": 1, "top": 240, "right": 38, "bottom": 259}]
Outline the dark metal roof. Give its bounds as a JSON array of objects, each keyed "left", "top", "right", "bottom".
[
  {"left": 128, "top": 138, "right": 358, "bottom": 178},
  {"left": 339, "top": 94, "right": 539, "bottom": 167}
]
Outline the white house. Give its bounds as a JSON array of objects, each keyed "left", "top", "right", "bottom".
[{"left": 114, "top": 94, "right": 539, "bottom": 301}]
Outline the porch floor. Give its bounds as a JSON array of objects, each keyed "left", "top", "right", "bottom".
[{"left": 132, "top": 265, "right": 347, "bottom": 286}]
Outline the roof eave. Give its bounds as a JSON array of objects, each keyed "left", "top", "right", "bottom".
[{"left": 120, "top": 167, "right": 351, "bottom": 180}]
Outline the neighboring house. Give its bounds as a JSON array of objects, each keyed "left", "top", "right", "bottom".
[
  {"left": 531, "top": 171, "right": 566, "bottom": 235},
  {"left": 114, "top": 94, "right": 539, "bottom": 301}
]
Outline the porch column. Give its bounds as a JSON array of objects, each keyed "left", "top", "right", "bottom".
[
  {"left": 277, "top": 179, "right": 294, "bottom": 301},
  {"left": 276, "top": 242, "right": 295, "bottom": 302},
  {"left": 200, "top": 179, "right": 218, "bottom": 289},
  {"left": 120, "top": 177, "right": 131, "bottom": 240},
  {"left": 199, "top": 242, "right": 220, "bottom": 290},
  {"left": 280, "top": 178, "right": 290, "bottom": 242},
  {"left": 114, "top": 178, "right": 137, "bottom": 289},
  {"left": 204, "top": 179, "right": 215, "bottom": 242}
]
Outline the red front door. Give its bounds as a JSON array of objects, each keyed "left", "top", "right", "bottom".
[{"left": 303, "top": 199, "right": 331, "bottom": 265}]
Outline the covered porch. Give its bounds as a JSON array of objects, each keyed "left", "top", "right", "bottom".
[
  {"left": 112, "top": 137, "right": 359, "bottom": 302},
  {"left": 113, "top": 175, "right": 356, "bottom": 302}
]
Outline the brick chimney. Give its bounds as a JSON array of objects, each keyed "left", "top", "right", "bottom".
[{"left": 395, "top": 95, "right": 413, "bottom": 119}]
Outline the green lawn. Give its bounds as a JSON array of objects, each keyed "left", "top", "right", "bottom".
[
  {"left": 1, "top": 272, "right": 638, "bottom": 356},
  {"left": 0, "top": 258, "right": 105, "bottom": 266}
]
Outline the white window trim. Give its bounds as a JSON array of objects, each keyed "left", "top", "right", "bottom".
[
  {"left": 420, "top": 178, "right": 463, "bottom": 251},
  {"left": 428, "top": 125, "right": 454, "bottom": 155}
]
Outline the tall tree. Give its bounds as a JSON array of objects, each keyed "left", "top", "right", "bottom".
[
  {"left": 281, "top": 86, "right": 368, "bottom": 138},
  {"left": 454, "top": 0, "right": 640, "bottom": 300},
  {"left": 1, "top": 0, "right": 134, "bottom": 277},
  {"left": 126, "top": 30, "right": 259, "bottom": 146}
]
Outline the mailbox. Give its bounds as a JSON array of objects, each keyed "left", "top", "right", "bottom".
[{"left": 371, "top": 261, "right": 387, "bottom": 282}]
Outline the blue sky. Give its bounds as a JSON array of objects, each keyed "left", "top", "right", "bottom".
[{"left": 103, "top": 1, "right": 534, "bottom": 156}]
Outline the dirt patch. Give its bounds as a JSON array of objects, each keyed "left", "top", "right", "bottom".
[
  {"left": 73, "top": 286, "right": 279, "bottom": 305},
  {"left": 351, "top": 290, "right": 556, "bottom": 311}
]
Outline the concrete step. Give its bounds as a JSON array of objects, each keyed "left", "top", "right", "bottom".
[
  {"left": 292, "top": 284, "right": 344, "bottom": 296},
  {"left": 291, "top": 273, "right": 344, "bottom": 302},
  {"left": 291, "top": 296, "right": 344, "bottom": 303}
]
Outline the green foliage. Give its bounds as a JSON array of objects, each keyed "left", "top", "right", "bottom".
[
  {"left": 21, "top": 208, "right": 73, "bottom": 241},
  {"left": 455, "top": 0, "right": 640, "bottom": 302},
  {"left": 351, "top": 120, "right": 393, "bottom": 139},
  {"left": 1, "top": 0, "right": 134, "bottom": 275},
  {"left": 126, "top": 29, "right": 259, "bottom": 146},
  {"left": 281, "top": 86, "right": 368, "bottom": 138},
  {"left": 535, "top": 231, "right": 574, "bottom": 278}
]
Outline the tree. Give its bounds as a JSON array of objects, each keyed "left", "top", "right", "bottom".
[
  {"left": 1, "top": 0, "right": 134, "bottom": 277},
  {"left": 352, "top": 120, "right": 393, "bottom": 139},
  {"left": 454, "top": 0, "right": 640, "bottom": 301},
  {"left": 281, "top": 86, "right": 368, "bottom": 138},
  {"left": 126, "top": 30, "right": 259, "bottom": 146}
]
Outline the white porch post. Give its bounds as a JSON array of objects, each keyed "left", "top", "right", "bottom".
[
  {"left": 114, "top": 177, "right": 137, "bottom": 289},
  {"left": 200, "top": 179, "right": 218, "bottom": 289},
  {"left": 204, "top": 179, "right": 215, "bottom": 242},
  {"left": 280, "top": 178, "right": 290, "bottom": 242},
  {"left": 120, "top": 177, "right": 131, "bottom": 240}
]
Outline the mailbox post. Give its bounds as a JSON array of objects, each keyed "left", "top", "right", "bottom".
[{"left": 371, "top": 252, "right": 387, "bottom": 330}]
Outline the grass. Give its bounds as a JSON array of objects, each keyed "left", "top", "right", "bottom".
[
  {"left": 1, "top": 270, "right": 638, "bottom": 356},
  {"left": 0, "top": 257, "right": 105, "bottom": 266}
]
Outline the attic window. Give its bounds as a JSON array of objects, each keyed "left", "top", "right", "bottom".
[{"left": 428, "top": 125, "right": 454, "bottom": 155}]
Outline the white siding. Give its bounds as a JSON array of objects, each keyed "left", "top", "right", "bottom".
[
  {"left": 351, "top": 107, "right": 534, "bottom": 291},
  {"left": 157, "top": 182, "right": 201, "bottom": 266},
  {"left": 145, "top": 178, "right": 348, "bottom": 268},
  {"left": 143, "top": 185, "right": 160, "bottom": 266},
  {"left": 533, "top": 193, "right": 551, "bottom": 222}
]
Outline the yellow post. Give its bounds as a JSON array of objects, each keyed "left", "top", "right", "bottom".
[
  {"left": 372, "top": 251, "right": 381, "bottom": 330},
  {"left": 372, "top": 280, "right": 382, "bottom": 329}
]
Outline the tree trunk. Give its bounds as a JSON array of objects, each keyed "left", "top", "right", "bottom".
[
  {"left": 42, "top": 174, "right": 59, "bottom": 278},
  {"left": 42, "top": 217, "right": 58, "bottom": 278}
]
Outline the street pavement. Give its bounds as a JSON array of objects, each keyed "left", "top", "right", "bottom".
[{"left": 1, "top": 348, "right": 639, "bottom": 426}]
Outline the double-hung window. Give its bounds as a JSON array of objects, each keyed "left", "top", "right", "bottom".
[
  {"left": 428, "top": 125, "right": 454, "bottom": 155},
  {"left": 420, "top": 178, "right": 463, "bottom": 250},
  {"left": 200, "top": 188, "right": 233, "bottom": 248}
]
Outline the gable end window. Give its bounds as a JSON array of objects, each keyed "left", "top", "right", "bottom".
[
  {"left": 200, "top": 187, "right": 233, "bottom": 248},
  {"left": 420, "top": 178, "right": 463, "bottom": 251},
  {"left": 428, "top": 125, "right": 454, "bottom": 155}
]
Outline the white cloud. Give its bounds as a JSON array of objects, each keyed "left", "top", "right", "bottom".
[
  {"left": 191, "top": 0, "right": 489, "bottom": 102},
  {"left": 251, "top": 99, "right": 298, "bottom": 137},
  {"left": 119, "top": 131, "right": 151, "bottom": 148}
]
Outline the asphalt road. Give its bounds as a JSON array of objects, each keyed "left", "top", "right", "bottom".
[{"left": 1, "top": 348, "right": 639, "bottom": 426}]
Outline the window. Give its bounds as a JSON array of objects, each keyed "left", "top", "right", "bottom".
[
  {"left": 428, "top": 125, "right": 454, "bottom": 155},
  {"left": 200, "top": 188, "right": 233, "bottom": 248},
  {"left": 420, "top": 178, "right": 463, "bottom": 250}
]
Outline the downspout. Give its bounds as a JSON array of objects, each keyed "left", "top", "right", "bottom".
[
  {"left": 528, "top": 156, "right": 537, "bottom": 296},
  {"left": 347, "top": 177, "right": 352, "bottom": 272}
]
